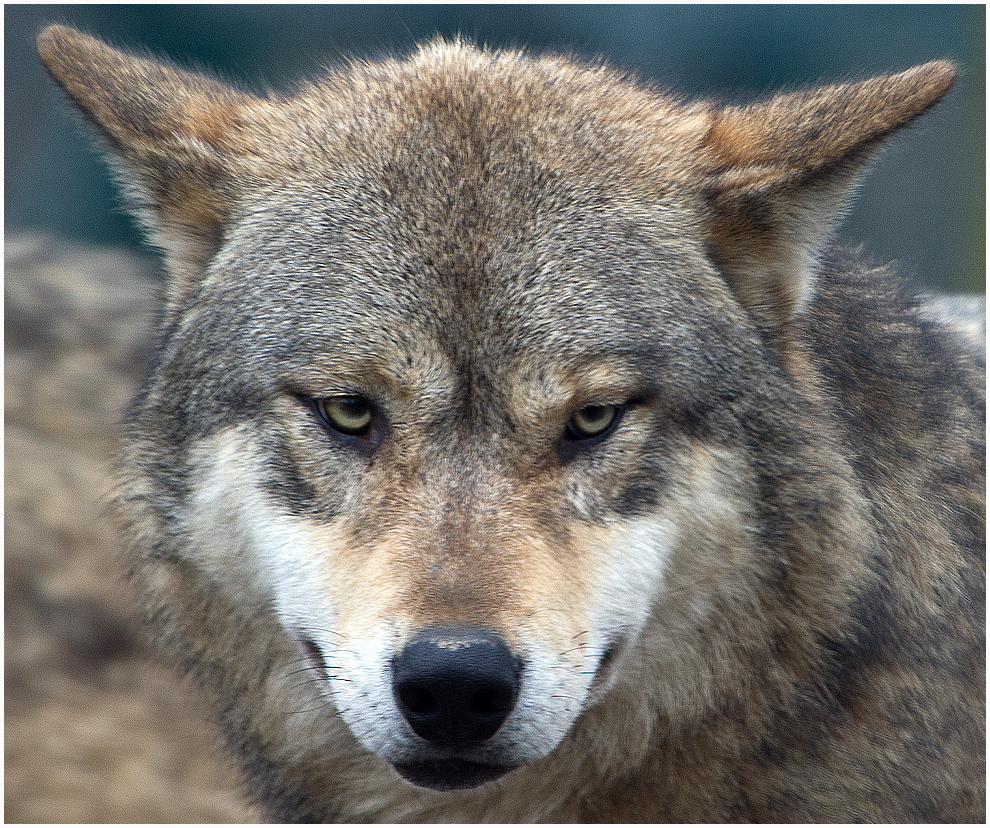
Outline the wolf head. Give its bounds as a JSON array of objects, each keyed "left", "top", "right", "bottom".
[{"left": 40, "top": 26, "right": 955, "bottom": 803}]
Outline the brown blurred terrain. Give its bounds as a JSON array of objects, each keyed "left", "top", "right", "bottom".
[{"left": 4, "top": 236, "right": 256, "bottom": 823}]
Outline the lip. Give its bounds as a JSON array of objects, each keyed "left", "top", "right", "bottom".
[
  {"left": 299, "top": 636, "right": 332, "bottom": 683},
  {"left": 392, "top": 759, "right": 517, "bottom": 791},
  {"left": 585, "top": 631, "right": 632, "bottom": 706}
]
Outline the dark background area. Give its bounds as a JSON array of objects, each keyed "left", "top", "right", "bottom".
[{"left": 6, "top": 4, "right": 985, "bottom": 293}]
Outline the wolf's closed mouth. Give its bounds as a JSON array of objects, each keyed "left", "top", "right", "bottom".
[
  {"left": 392, "top": 759, "right": 517, "bottom": 791},
  {"left": 299, "top": 637, "right": 330, "bottom": 680}
]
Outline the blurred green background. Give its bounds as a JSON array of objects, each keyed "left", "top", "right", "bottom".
[{"left": 6, "top": 4, "right": 985, "bottom": 293}]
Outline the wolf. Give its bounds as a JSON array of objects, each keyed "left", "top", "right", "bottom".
[{"left": 38, "top": 25, "right": 984, "bottom": 822}]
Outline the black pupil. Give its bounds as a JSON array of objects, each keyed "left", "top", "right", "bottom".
[
  {"left": 583, "top": 405, "right": 607, "bottom": 422},
  {"left": 340, "top": 396, "right": 366, "bottom": 417}
]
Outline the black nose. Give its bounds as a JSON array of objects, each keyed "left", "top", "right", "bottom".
[{"left": 392, "top": 628, "right": 520, "bottom": 748}]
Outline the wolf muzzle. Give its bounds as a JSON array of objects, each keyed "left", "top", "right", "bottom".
[{"left": 391, "top": 627, "right": 522, "bottom": 790}]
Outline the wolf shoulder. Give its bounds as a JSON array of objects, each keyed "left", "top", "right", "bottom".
[
  {"left": 802, "top": 247, "right": 984, "bottom": 526},
  {"left": 805, "top": 247, "right": 985, "bottom": 418}
]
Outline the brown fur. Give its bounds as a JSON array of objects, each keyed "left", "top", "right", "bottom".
[{"left": 37, "top": 26, "right": 984, "bottom": 822}]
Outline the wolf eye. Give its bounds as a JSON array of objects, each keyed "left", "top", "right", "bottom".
[
  {"left": 566, "top": 404, "right": 621, "bottom": 440},
  {"left": 317, "top": 395, "right": 374, "bottom": 436}
]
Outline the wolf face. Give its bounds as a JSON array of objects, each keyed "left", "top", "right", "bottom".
[
  {"left": 40, "top": 27, "right": 983, "bottom": 822},
  {"left": 147, "top": 145, "right": 760, "bottom": 788}
]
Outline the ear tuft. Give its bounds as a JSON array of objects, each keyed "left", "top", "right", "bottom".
[
  {"left": 38, "top": 25, "right": 265, "bottom": 294},
  {"left": 703, "top": 61, "right": 957, "bottom": 176},
  {"left": 38, "top": 26, "right": 255, "bottom": 151},
  {"left": 698, "top": 61, "right": 958, "bottom": 334}
]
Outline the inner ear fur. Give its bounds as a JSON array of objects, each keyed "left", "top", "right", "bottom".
[
  {"left": 697, "top": 61, "right": 958, "bottom": 334},
  {"left": 37, "top": 25, "right": 270, "bottom": 293}
]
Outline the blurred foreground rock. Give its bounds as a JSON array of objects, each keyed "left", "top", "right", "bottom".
[{"left": 4, "top": 235, "right": 256, "bottom": 823}]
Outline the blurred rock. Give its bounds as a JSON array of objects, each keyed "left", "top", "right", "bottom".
[{"left": 4, "top": 236, "right": 256, "bottom": 823}]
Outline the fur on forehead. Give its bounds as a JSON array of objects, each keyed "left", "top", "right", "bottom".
[
  {"left": 40, "top": 25, "right": 956, "bottom": 342},
  {"left": 278, "top": 39, "right": 708, "bottom": 177}
]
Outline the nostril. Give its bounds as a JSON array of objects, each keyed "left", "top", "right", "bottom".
[
  {"left": 471, "top": 684, "right": 514, "bottom": 715},
  {"left": 392, "top": 627, "right": 521, "bottom": 748},
  {"left": 398, "top": 684, "right": 437, "bottom": 715}
]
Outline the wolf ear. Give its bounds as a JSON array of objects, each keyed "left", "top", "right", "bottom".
[
  {"left": 698, "top": 61, "right": 957, "bottom": 334},
  {"left": 38, "top": 25, "right": 267, "bottom": 291}
]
